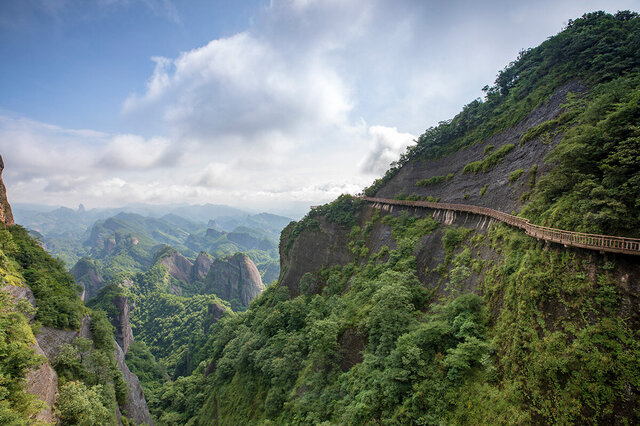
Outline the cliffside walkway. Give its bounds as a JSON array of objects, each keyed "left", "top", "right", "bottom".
[{"left": 360, "top": 197, "right": 640, "bottom": 256}]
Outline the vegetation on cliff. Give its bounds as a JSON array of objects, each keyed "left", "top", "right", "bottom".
[{"left": 146, "top": 11, "right": 640, "bottom": 424}]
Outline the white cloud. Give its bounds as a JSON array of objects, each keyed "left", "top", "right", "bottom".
[
  {"left": 123, "top": 31, "right": 352, "bottom": 143},
  {"left": 360, "top": 125, "right": 415, "bottom": 175},
  {"left": 98, "top": 134, "right": 177, "bottom": 169}
]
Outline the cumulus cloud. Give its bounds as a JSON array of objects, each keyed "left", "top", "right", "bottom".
[
  {"left": 123, "top": 31, "right": 352, "bottom": 142},
  {"left": 360, "top": 126, "right": 415, "bottom": 175}
]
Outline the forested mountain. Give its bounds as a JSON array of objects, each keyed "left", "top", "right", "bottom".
[
  {"left": 3, "top": 10, "right": 640, "bottom": 426},
  {"left": 14, "top": 203, "right": 291, "bottom": 277},
  {"left": 0, "top": 159, "right": 153, "bottom": 424},
  {"left": 64, "top": 210, "right": 286, "bottom": 300},
  {"left": 143, "top": 11, "right": 640, "bottom": 424}
]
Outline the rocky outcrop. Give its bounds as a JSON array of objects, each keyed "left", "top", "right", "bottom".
[
  {"left": 204, "top": 253, "right": 264, "bottom": 308},
  {"left": 71, "top": 257, "right": 104, "bottom": 301},
  {"left": 375, "top": 81, "right": 588, "bottom": 214},
  {"left": 158, "top": 249, "right": 194, "bottom": 284},
  {"left": 36, "top": 315, "right": 93, "bottom": 360},
  {"left": 115, "top": 342, "right": 153, "bottom": 425},
  {"left": 0, "top": 155, "right": 14, "bottom": 226},
  {"left": 204, "top": 302, "right": 228, "bottom": 334},
  {"left": 192, "top": 252, "right": 214, "bottom": 281},
  {"left": 279, "top": 216, "right": 354, "bottom": 297},
  {"left": 111, "top": 295, "right": 134, "bottom": 355},
  {"left": 3, "top": 284, "right": 57, "bottom": 422},
  {"left": 25, "top": 341, "right": 58, "bottom": 423}
]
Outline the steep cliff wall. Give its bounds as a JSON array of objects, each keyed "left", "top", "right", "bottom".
[
  {"left": 204, "top": 252, "right": 264, "bottom": 308},
  {"left": 0, "top": 155, "right": 14, "bottom": 226}
]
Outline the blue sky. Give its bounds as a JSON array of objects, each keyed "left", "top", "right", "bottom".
[{"left": 1, "top": 0, "right": 638, "bottom": 216}]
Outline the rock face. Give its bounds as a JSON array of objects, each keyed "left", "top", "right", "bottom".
[
  {"left": 192, "top": 252, "right": 214, "bottom": 281},
  {"left": 71, "top": 257, "right": 104, "bottom": 301},
  {"left": 159, "top": 249, "right": 194, "bottom": 284},
  {"left": 36, "top": 314, "right": 93, "bottom": 360},
  {"left": 3, "top": 285, "right": 57, "bottom": 423},
  {"left": 25, "top": 341, "right": 58, "bottom": 423},
  {"left": 111, "top": 295, "right": 134, "bottom": 355},
  {"left": 115, "top": 342, "right": 154, "bottom": 425},
  {"left": 0, "top": 155, "right": 14, "bottom": 226},
  {"left": 204, "top": 253, "right": 264, "bottom": 308},
  {"left": 204, "top": 302, "right": 228, "bottom": 334},
  {"left": 375, "top": 81, "right": 588, "bottom": 214},
  {"left": 279, "top": 216, "right": 354, "bottom": 297}
]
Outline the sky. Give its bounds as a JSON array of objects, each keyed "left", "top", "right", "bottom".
[{"left": 1, "top": 0, "right": 638, "bottom": 217}]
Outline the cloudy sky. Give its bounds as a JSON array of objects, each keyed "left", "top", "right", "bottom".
[{"left": 1, "top": 0, "right": 637, "bottom": 216}]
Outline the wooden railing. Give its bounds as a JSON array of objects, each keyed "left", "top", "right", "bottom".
[{"left": 360, "top": 197, "right": 640, "bottom": 256}]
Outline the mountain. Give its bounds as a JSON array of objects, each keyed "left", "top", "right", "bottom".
[
  {"left": 203, "top": 252, "right": 265, "bottom": 309},
  {"left": 71, "top": 210, "right": 288, "bottom": 299},
  {"left": 147, "top": 12, "right": 640, "bottom": 424},
  {"left": 0, "top": 159, "right": 153, "bottom": 425},
  {"left": 13, "top": 201, "right": 292, "bottom": 270}
]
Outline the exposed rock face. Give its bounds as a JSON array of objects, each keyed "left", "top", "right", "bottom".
[
  {"left": 115, "top": 342, "right": 153, "bottom": 425},
  {"left": 192, "top": 252, "right": 214, "bottom": 281},
  {"left": 26, "top": 340, "right": 58, "bottom": 423},
  {"left": 111, "top": 295, "right": 134, "bottom": 355},
  {"left": 36, "top": 314, "right": 93, "bottom": 360},
  {"left": 204, "top": 253, "right": 264, "bottom": 308},
  {"left": 3, "top": 285, "right": 57, "bottom": 422},
  {"left": 71, "top": 257, "right": 104, "bottom": 301},
  {"left": 0, "top": 155, "right": 14, "bottom": 226},
  {"left": 375, "top": 81, "right": 588, "bottom": 214},
  {"left": 204, "top": 302, "right": 228, "bottom": 334},
  {"left": 159, "top": 249, "right": 194, "bottom": 284},
  {"left": 279, "top": 216, "right": 354, "bottom": 297}
]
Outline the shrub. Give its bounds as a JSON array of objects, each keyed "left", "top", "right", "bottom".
[{"left": 509, "top": 168, "right": 524, "bottom": 183}]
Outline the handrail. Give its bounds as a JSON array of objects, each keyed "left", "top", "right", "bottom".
[{"left": 359, "top": 197, "right": 640, "bottom": 256}]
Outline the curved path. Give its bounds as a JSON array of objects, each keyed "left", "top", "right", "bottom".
[{"left": 360, "top": 197, "right": 640, "bottom": 256}]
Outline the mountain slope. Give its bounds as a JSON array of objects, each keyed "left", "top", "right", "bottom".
[{"left": 149, "top": 11, "right": 640, "bottom": 424}]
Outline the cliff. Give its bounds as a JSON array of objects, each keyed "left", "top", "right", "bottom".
[
  {"left": 157, "top": 248, "right": 194, "bottom": 284},
  {"left": 112, "top": 294, "right": 134, "bottom": 354},
  {"left": 71, "top": 257, "right": 104, "bottom": 301},
  {"left": 203, "top": 252, "right": 264, "bottom": 308},
  {"left": 0, "top": 155, "right": 14, "bottom": 225}
]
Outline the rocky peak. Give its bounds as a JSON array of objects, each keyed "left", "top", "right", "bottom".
[
  {"left": 0, "top": 155, "right": 15, "bottom": 226},
  {"left": 158, "top": 248, "right": 194, "bottom": 284},
  {"left": 111, "top": 295, "right": 134, "bottom": 354},
  {"left": 192, "top": 251, "right": 214, "bottom": 281},
  {"left": 204, "top": 252, "right": 264, "bottom": 308}
]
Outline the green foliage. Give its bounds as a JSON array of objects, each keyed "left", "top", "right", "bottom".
[
  {"left": 463, "top": 144, "right": 515, "bottom": 174},
  {"left": 0, "top": 289, "right": 45, "bottom": 423},
  {"left": 125, "top": 341, "right": 168, "bottom": 409},
  {"left": 509, "top": 168, "right": 524, "bottom": 183},
  {"left": 522, "top": 74, "right": 640, "bottom": 235},
  {"left": 483, "top": 224, "right": 640, "bottom": 423},
  {"left": 415, "top": 174, "right": 452, "bottom": 187},
  {"left": 9, "top": 226, "right": 84, "bottom": 329},
  {"left": 442, "top": 226, "right": 473, "bottom": 255},
  {"left": 520, "top": 118, "right": 559, "bottom": 145},
  {"left": 483, "top": 144, "right": 494, "bottom": 154},
  {"left": 479, "top": 184, "right": 488, "bottom": 197},
  {"left": 283, "top": 195, "right": 363, "bottom": 255},
  {"left": 56, "top": 381, "right": 111, "bottom": 426}
]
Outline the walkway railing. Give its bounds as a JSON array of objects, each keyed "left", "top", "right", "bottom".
[{"left": 360, "top": 197, "right": 640, "bottom": 256}]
